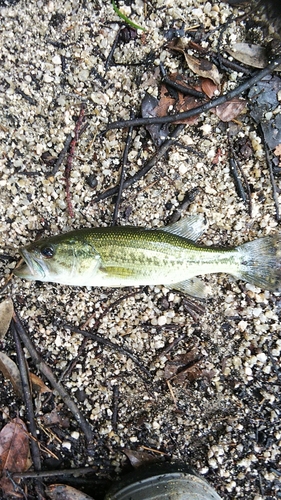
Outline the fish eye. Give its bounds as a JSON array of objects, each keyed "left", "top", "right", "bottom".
[{"left": 40, "top": 245, "right": 55, "bottom": 258}]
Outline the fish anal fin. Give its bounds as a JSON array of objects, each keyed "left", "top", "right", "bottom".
[
  {"left": 167, "top": 277, "right": 210, "bottom": 298},
  {"left": 162, "top": 214, "right": 207, "bottom": 241}
]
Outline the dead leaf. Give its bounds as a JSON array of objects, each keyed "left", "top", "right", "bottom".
[
  {"left": 213, "top": 98, "right": 246, "bottom": 122},
  {"left": 274, "top": 144, "right": 281, "bottom": 156},
  {"left": 226, "top": 43, "right": 268, "bottom": 69},
  {"left": 164, "top": 348, "right": 201, "bottom": 381},
  {"left": 29, "top": 373, "right": 52, "bottom": 395},
  {"left": 141, "top": 92, "right": 169, "bottom": 145},
  {"left": 164, "top": 348, "right": 215, "bottom": 385},
  {"left": 201, "top": 78, "right": 219, "bottom": 99},
  {"left": 123, "top": 448, "right": 157, "bottom": 468},
  {"left": 46, "top": 484, "right": 94, "bottom": 500},
  {"left": 174, "top": 94, "right": 205, "bottom": 125},
  {"left": 248, "top": 75, "right": 281, "bottom": 150},
  {"left": 0, "top": 418, "right": 30, "bottom": 498},
  {"left": 0, "top": 352, "right": 22, "bottom": 397},
  {"left": 0, "top": 353, "right": 52, "bottom": 399},
  {"left": 158, "top": 85, "right": 204, "bottom": 125},
  {"left": 43, "top": 409, "right": 69, "bottom": 428},
  {"left": 157, "top": 85, "right": 175, "bottom": 117},
  {"left": 0, "top": 298, "right": 14, "bottom": 340},
  {"left": 212, "top": 148, "right": 223, "bottom": 165},
  {"left": 184, "top": 54, "right": 221, "bottom": 86},
  {"left": 168, "top": 40, "right": 221, "bottom": 86}
]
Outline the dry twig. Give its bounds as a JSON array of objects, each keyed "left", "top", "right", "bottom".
[
  {"left": 13, "top": 467, "right": 96, "bottom": 479},
  {"left": 112, "top": 114, "right": 135, "bottom": 224},
  {"left": 93, "top": 124, "right": 185, "bottom": 202},
  {"left": 50, "top": 133, "right": 73, "bottom": 177},
  {"left": 11, "top": 321, "right": 43, "bottom": 493},
  {"left": 65, "top": 104, "right": 86, "bottom": 217},
  {"left": 64, "top": 324, "right": 152, "bottom": 378},
  {"left": 259, "top": 125, "right": 280, "bottom": 221},
  {"left": 112, "top": 384, "right": 119, "bottom": 431},
  {"left": 106, "top": 56, "right": 281, "bottom": 130},
  {"left": 12, "top": 312, "right": 94, "bottom": 444}
]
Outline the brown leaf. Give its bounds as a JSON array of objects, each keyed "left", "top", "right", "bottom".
[
  {"left": 164, "top": 348, "right": 210, "bottom": 385},
  {"left": 164, "top": 348, "right": 199, "bottom": 378},
  {"left": 184, "top": 54, "right": 221, "bottom": 86},
  {"left": 158, "top": 85, "right": 204, "bottom": 125},
  {"left": 0, "top": 353, "right": 52, "bottom": 399},
  {"left": 172, "top": 364, "right": 203, "bottom": 384},
  {"left": 141, "top": 92, "right": 170, "bottom": 145},
  {"left": 156, "top": 85, "right": 175, "bottom": 117},
  {"left": 226, "top": 43, "right": 268, "bottom": 69},
  {"left": 46, "top": 484, "right": 94, "bottom": 500},
  {"left": 174, "top": 95, "right": 204, "bottom": 125},
  {"left": 168, "top": 40, "right": 221, "bottom": 86},
  {"left": 201, "top": 78, "right": 219, "bottom": 99},
  {"left": 30, "top": 373, "right": 52, "bottom": 395},
  {"left": 274, "top": 144, "right": 281, "bottom": 157},
  {"left": 43, "top": 409, "right": 70, "bottom": 428},
  {"left": 122, "top": 448, "right": 157, "bottom": 468},
  {"left": 0, "top": 298, "right": 14, "bottom": 340},
  {"left": 0, "top": 352, "right": 22, "bottom": 397},
  {"left": 214, "top": 98, "right": 246, "bottom": 122},
  {"left": 0, "top": 418, "right": 30, "bottom": 497}
]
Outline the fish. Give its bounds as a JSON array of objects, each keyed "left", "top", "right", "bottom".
[{"left": 14, "top": 215, "right": 281, "bottom": 298}]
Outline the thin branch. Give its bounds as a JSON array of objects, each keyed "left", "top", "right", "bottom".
[
  {"left": 160, "top": 63, "right": 205, "bottom": 99},
  {"left": 11, "top": 321, "right": 42, "bottom": 472},
  {"left": 228, "top": 131, "right": 252, "bottom": 216},
  {"left": 229, "top": 158, "right": 248, "bottom": 202},
  {"left": 112, "top": 385, "right": 119, "bottom": 431},
  {"left": 181, "top": 296, "right": 206, "bottom": 321},
  {"left": 106, "top": 56, "right": 281, "bottom": 130},
  {"left": 49, "top": 133, "right": 73, "bottom": 177},
  {"left": 157, "top": 333, "right": 187, "bottom": 359},
  {"left": 12, "top": 311, "right": 94, "bottom": 444},
  {"left": 112, "top": 114, "right": 135, "bottom": 224},
  {"left": 15, "top": 87, "right": 38, "bottom": 106},
  {"left": 13, "top": 467, "right": 96, "bottom": 479},
  {"left": 64, "top": 324, "right": 152, "bottom": 378},
  {"left": 59, "top": 290, "right": 138, "bottom": 381},
  {"left": 162, "top": 76, "right": 205, "bottom": 99},
  {"left": 105, "top": 26, "right": 122, "bottom": 72},
  {"left": 83, "top": 290, "right": 138, "bottom": 330},
  {"left": 65, "top": 104, "right": 86, "bottom": 217},
  {"left": 93, "top": 124, "right": 185, "bottom": 202},
  {"left": 169, "top": 187, "right": 201, "bottom": 223},
  {"left": 259, "top": 125, "right": 280, "bottom": 221}
]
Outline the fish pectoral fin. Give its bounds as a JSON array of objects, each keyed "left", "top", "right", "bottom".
[
  {"left": 161, "top": 214, "right": 207, "bottom": 242},
  {"left": 166, "top": 277, "right": 210, "bottom": 298}
]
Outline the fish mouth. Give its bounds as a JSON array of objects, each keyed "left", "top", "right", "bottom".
[{"left": 14, "top": 249, "right": 47, "bottom": 279}]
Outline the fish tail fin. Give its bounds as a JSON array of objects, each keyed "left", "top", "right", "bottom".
[{"left": 234, "top": 234, "right": 281, "bottom": 292}]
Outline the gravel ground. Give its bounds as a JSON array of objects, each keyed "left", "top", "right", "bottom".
[{"left": 0, "top": 0, "right": 281, "bottom": 499}]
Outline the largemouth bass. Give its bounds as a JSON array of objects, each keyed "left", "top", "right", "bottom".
[{"left": 14, "top": 215, "right": 281, "bottom": 297}]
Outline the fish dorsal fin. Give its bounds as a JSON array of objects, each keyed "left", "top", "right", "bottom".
[{"left": 161, "top": 214, "right": 207, "bottom": 242}]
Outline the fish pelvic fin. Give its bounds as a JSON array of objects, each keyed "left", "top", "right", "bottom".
[
  {"left": 235, "top": 234, "right": 281, "bottom": 292},
  {"left": 161, "top": 214, "right": 207, "bottom": 242}
]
